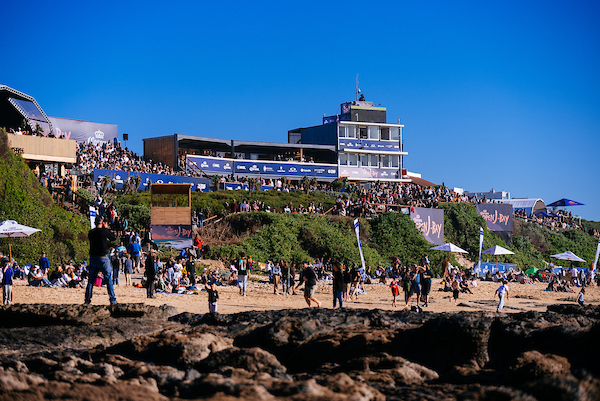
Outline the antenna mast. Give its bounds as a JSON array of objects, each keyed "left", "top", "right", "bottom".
[{"left": 355, "top": 74, "right": 360, "bottom": 101}]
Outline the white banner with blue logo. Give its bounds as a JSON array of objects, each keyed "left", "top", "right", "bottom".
[{"left": 353, "top": 219, "right": 366, "bottom": 271}]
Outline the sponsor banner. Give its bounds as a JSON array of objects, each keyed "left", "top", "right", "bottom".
[
  {"left": 187, "top": 156, "right": 338, "bottom": 179},
  {"left": 151, "top": 224, "right": 193, "bottom": 242},
  {"left": 338, "top": 138, "right": 400, "bottom": 151},
  {"left": 187, "top": 155, "right": 234, "bottom": 174},
  {"left": 224, "top": 183, "right": 274, "bottom": 191},
  {"left": 476, "top": 204, "right": 513, "bottom": 232},
  {"left": 339, "top": 166, "right": 399, "bottom": 180},
  {"left": 473, "top": 262, "right": 517, "bottom": 278},
  {"left": 48, "top": 116, "right": 118, "bottom": 145},
  {"left": 234, "top": 160, "right": 338, "bottom": 179},
  {"left": 93, "top": 169, "right": 210, "bottom": 192},
  {"left": 323, "top": 115, "right": 337, "bottom": 125},
  {"left": 410, "top": 207, "right": 444, "bottom": 245}
]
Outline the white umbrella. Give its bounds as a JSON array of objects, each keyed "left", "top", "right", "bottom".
[
  {"left": 550, "top": 251, "right": 586, "bottom": 266},
  {"left": 430, "top": 243, "right": 469, "bottom": 254},
  {"left": 482, "top": 245, "right": 514, "bottom": 272},
  {"left": 0, "top": 220, "right": 42, "bottom": 263}
]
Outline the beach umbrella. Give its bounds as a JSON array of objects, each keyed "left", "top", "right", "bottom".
[
  {"left": 0, "top": 220, "right": 41, "bottom": 263},
  {"left": 430, "top": 243, "right": 469, "bottom": 254},
  {"left": 524, "top": 267, "right": 538, "bottom": 276},
  {"left": 482, "top": 245, "right": 514, "bottom": 272},
  {"left": 547, "top": 199, "right": 584, "bottom": 207},
  {"left": 430, "top": 243, "right": 468, "bottom": 272},
  {"left": 550, "top": 251, "right": 586, "bottom": 265}
]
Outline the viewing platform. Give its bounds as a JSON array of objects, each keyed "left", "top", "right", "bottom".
[{"left": 7, "top": 134, "right": 77, "bottom": 164}]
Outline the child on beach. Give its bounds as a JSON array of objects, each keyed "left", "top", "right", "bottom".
[
  {"left": 451, "top": 278, "right": 460, "bottom": 303},
  {"left": 495, "top": 280, "right": 509, "bottom": 312},
  {"left": 390, "top": 276, "right": 400, "bottom": 307},
  {"left": 577, "top": 287, "right": 585, "bottom": 306},
  {"left": 205, "top": 281, "right": 219, "bottom": 315}
]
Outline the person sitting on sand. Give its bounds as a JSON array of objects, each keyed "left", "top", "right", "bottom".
[{"left": 577, "top": 287, "right": 585, "bottom": 306}]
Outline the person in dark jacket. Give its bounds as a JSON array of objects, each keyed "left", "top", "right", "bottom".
[
  {"left": 332, "top": 261, "right": 344, "bottom": 309},
  {"left": 145, "top": 249, "right": 157, "bottom": 299},
  {"left": 302, "top": 262, "right": 321, "bottom": 308},
  {"left": 85, "top": 216, "right": 117, "bottom": 305}
]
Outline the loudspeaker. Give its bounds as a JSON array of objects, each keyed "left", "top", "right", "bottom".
[{"left": 123, "top": 133, "right": 129, "bottom": 140}]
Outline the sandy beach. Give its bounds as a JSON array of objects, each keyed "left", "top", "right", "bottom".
[{"left": 10, "top": 273, "right": 599, "bottom": 315}]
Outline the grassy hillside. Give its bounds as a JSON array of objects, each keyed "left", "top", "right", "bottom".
[{"left": 0, "top": 130, "right": 90, "bottom": 266}]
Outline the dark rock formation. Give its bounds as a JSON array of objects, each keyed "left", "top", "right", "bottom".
[{"left": 1, "top": 303, "right": 600, "bottom": 400}]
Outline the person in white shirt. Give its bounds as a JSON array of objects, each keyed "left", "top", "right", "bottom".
[{"left": 494, "top": 280, "right": 509, "bottom": 312}]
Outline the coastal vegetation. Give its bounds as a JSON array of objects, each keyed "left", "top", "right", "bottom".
[{"left": 0, "top": 132, "right": 597, "bottom": 273}]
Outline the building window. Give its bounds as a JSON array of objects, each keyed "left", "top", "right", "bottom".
[
  {"left": 360, "top": 154, "right": 379, "bottom": 167},
  {"left": 380, "top": 155, "right": 399, "bottom": 168},
  {"left": 368, "top": 126, "right": 379, "bottom": 140},
  {"left": 359, "top": 126, "right": 368, "bottom": 139},
  {"left": 380, "top": 127, "right": 390, "bottom": 140},
  {"left": 390, "top": 127, "right": 399, "bottom": 141},
  {"left": 348, "top": 153, "right": 358, "bottom": 166},
  {"left": 338, "top": 126, "right": 345, "bottom": 137},
  {"left": 339, "top": 152, "right": 347, "bottom": 165}
]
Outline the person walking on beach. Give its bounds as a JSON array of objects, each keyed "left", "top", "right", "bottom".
[
  {"left": 390, "top": 275, "right": 400, "bottom": 307},
  {"left": 332, "top": 261, "right": 344, "bottom": 309},
  {"left": 302, "top": 262, "right": 321, "bottom": 308},
  {"left": 85, "top": 216, "right": 117, "bottom": 305},
  {"left": 206, "top": 281, "right": 219, "bottom": 315},
  {"left": 420, "top": 265, "right": 432, "bottom": 307},
  {"left": 272, "top": 261, "right": 281, "bottom": 294},
  {"left": 2, "top": 257, "right": 13, "bottom": 306},
  {"left": 451, "top": 277, "right": 460, "bottom": 304},
  {"left": 238, "top": 253, "right": 248, "bottom": 296},
  {"left": 145, "top": 249, "right": 156, "bottom": 299},
  {"left": 494, "top": 280, "right": 509, "bottom": 312}
]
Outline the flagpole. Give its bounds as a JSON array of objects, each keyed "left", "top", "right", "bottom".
[
  {"left": 592, "top": 237, "right": 600, "bottom": 282},
  {"left": 477, "top": 227, "right": 484, "bottom": 271}
]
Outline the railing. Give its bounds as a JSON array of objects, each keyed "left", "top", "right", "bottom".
[{"left": 179, "top": 155, "right": 211, "bottom": 179}]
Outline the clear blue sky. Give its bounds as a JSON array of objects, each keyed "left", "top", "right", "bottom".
[{"left": 2, "top": 1, "right": 599, "bottom": 221}]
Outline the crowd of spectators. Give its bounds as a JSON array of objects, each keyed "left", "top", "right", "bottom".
[
  {"left": 77, "top": 142, "right": 181, "bottom": 176},
  {"left": 5, "top": 126, "right": 68, "bottom": 138},
  {"left": 514, "top": 208, "right": 588, "bottom": 232}
]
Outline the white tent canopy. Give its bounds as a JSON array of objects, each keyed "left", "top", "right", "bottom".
[{"left": 500, "top": 198, "right": 546, "bottom": 216}]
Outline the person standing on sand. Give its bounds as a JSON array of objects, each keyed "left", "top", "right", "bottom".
[
  {"left": 124, "top": 253, "right": 133, "bottom": 286},
  {"left": 495, "top": 280, "right": 509, "bottom": 312},
  {"left": 85, "top": 216, "right": 117, "bottom": 305},
  {"left": 206, "top": 281, "right": 219, "bottom": 315},
  {"left": 2, "top": 257, "right": 13, "bottom": 306},
  {"left": 302, "top": 262, "right": 321, "bottom": 308},
  {"left": 451, "top": 277, "right": 460, "bottom": 304},
  {"left": 145, "top": 249, "right": 156, "bottom": 299},
  {"left": 390, "top": 275, "right": 400, "bottom": 307},
  {"left": 237, "top": 253, "right": 248, "bottom": 296},
  {"left": 332, "top": 261, "right": 344, "bottom": 309}
]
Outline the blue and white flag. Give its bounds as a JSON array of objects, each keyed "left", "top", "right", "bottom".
[
  {"left": 353, "top": 219, "right": 366, "bottom": 271},
  {"left": 477, "top": 227, "right": 484, "bottom": 270},
  {"left": 592, "top": 236, "right": 600, "bottom": 273},
  {"left": 89, "top": 206, "right": 97, "bottom": 229}
]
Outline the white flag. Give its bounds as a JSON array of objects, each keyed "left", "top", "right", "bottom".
[
  {"left": 353, "top": 219, "right": 366, "bottom": 271},
  {"left": 593, "top": 236, "right": 600, "bottom": 272},
  {"left": 89, "top": 206, "right": 97, "bottom": 229},
  {"left": 477, "top": 227, "right": 484, "bottom": 270}
]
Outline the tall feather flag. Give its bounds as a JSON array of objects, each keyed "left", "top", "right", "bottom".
[
  {"left": 592, "top": 236, "right": 600, "bottom": 278},
  {"left": 353, "top": 219, "right": 366, "bottom": 271},
  {"left": 477, "top": 227, "right": 484, "bottom": 270}
]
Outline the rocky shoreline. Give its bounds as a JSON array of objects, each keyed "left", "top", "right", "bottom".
[{"left": 1, "top": 304, "right": 599, "bottom": 400}]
